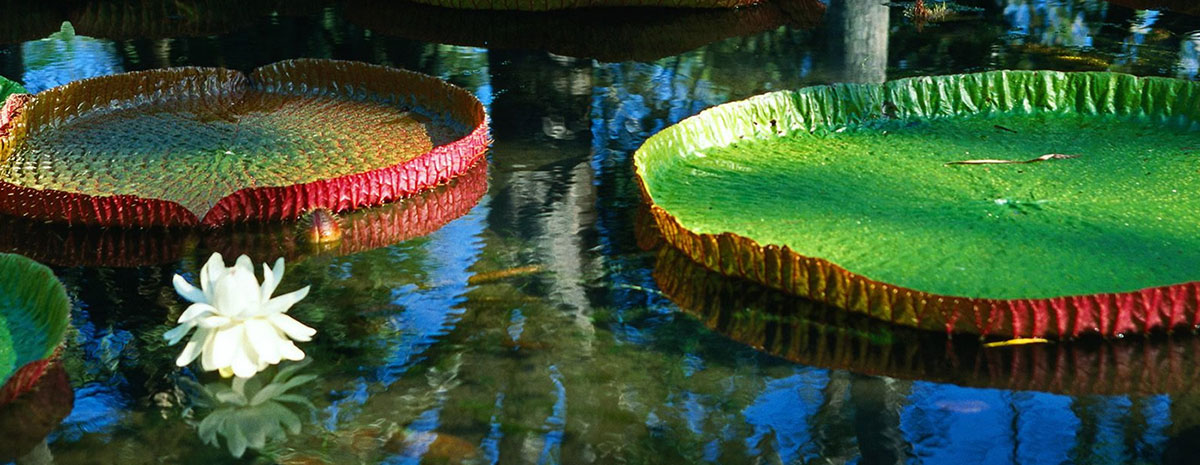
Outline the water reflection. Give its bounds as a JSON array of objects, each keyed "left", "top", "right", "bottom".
[
  {"left": 827, "top": 0, "right": 889, "bottom": 83},
  {"left": 652, "top": 244, "right": 1200, "bottom": 396},
  {"left": 21, "top": 23, "right": 122, "bottom": 93},
  {"left": 3, "top": 1, "right": 1200, "bottom": 464},
  {"left": 0, "top": 161, "right": 488, "bottom": 267},
  {"left": 180, "top": 362, "right": 317, "bottom": 458},
  {"left": 0, "top": 364, "right": 73, "bottom": 464}
]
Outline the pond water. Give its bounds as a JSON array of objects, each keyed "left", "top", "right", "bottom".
[{"left": 2, "top": 0, "right": 1200, "bottom": 464}]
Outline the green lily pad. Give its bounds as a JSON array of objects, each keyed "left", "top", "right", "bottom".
[
  {"left": 636, "top": 71, "right": 1200, "bottom": 337},
  {"left": 0, "top": 76, "right": 23, "bottom": 101},
  {"left": 0, "top": 253, "right": 69, "bottom": 391}
]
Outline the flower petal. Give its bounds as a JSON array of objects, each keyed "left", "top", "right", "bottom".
[
  {"left": 163, "top": 322, "right": 196, "bottom": 346},
  {"left": 260, "top": 263, "right": 279, "bottom": 303},
  {"left": 172, "top": 274, "right": 207, "bottom": 304},
  {"left": 214, "top": 266, "right": 262, "bottom": 317},
  {"left": 199, "top": 327, "right": 220, "bottom": 370},
  {"left": 196, "top": 315, "right": 232, "bottom": 329},
  {"left": 200, "top": 252, "right": 226, "bottom": 301},
  {"left": 208, "top": 326, "right": 241, "bottom": 372},
  {"left": 175, "top": 327, "right": 210, "bottom": 366},
  {"left": 267, "top": 313, "right": 316, "bottom": 342},
  {"left": 177, "top": 303, "right": 219, "bottom": 324},
  {"left": 263, "top": 286, "right": 310, "bottom": 316},
  {"left": 234, "top": 254, "right": 255, "bottom": 276},
  {"left": 244, "top": 318, "right": 281, "bottom": 366},
  {"left": 271, "top": 257, "right": 285, "bottom": 288},
  {"left": 278, "top": 340, "right": 306, "bottom": 361},
  {"left": 231, "top": 335, "right": 260, "bottom": 378}
]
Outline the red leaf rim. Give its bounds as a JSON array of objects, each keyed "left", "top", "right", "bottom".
[{"left": 0, "top": 159, "right": 489, "bottom": 267}]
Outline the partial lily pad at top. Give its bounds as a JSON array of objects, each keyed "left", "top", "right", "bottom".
[
  {"left": 0, "top": 59, "right": 489, "bottom": 227},
  {"left": 0, "top": 253, "right": 69, "bottom": 403},
  {"left": 635, "top": 70, "right": 1200, "bottom": 338},
  {"left": 405, "top": 0, "right": 757, "bottom": 11},
  {"left": 345, "top": 0, "right": 825, "bottom": 62}
]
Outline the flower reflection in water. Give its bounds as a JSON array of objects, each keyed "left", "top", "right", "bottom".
[
  {"left": 181, "top": 361, "right": 317, "bottom": 458},
  {"left": 165, "top": 253, "right": 315, "bottom": 378}
]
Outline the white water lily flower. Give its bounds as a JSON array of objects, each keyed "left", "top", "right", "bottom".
[{"left": 165, "top": 253, "right": 315, "bottom": 378}]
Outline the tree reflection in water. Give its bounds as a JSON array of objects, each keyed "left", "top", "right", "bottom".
[{"left": 4, "top": 1, "right": 1200, "bottom": 463}]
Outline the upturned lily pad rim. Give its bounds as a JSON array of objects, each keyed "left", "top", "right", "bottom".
[
  {"left": 0, "top": 59, "right": 490, "bottom": 227},
  {"left": 0, "top": 253, "right": 69, "bottom": 403},
  {"left": 635, "top": 70, "right": 1200, "bottom": 339}
]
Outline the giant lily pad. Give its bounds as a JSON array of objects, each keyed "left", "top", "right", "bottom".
[
  {"left": 345, "top": 0, "right": 825, "bottom": 62},
  {"left": 0, "top": 253, "right": 69, "bottom": 405},
  {"left": 635, "top": 70, "right": 1200, "bottom": 338},
  {"left": 653, "top": 245, "right": 1200, "bottom": 396},
  {"left": 0, "top": 59, "right": 489, "bottom": 227}
]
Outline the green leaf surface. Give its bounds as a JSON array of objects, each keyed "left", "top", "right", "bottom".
[
  {"left": 0, "top": 75, "right": 23, "bottom": 101},
  {"left": 636, "top": 71, "right": 1200, "bottom": 299},
  {"left": 0, "top": 253, "right": 69, "bottom": 387}
]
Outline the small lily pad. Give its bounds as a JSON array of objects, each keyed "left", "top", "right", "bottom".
[
  {"left": 636, "top": 70, "right": 1200, "bottom": 338},
  {"left": 0, "top": 253, "right": 69, "bottom": 401}
]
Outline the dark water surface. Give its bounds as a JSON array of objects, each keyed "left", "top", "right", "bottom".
[{"left": 2, "top": 0, "right": 1200, "bottom": 463}]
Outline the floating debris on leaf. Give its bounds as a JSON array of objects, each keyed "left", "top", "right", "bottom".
[{"left": 945, "top": 153, "right": 1079, "bottom": 165}]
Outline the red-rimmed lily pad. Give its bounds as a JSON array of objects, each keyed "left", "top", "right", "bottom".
[
  {"left": 0, "top": 253, "right": 70, "bottom": 407},
  {"left": 653, "top": 245, "right": 1200, "bottom": 396},
  {"left": 0, "top": 159, "right": 489, "bottom": 267},
  {"left": 0, "top": 59, "right": 489, "bottom": 227},
  {"left": 635, "top": 70, "right": 1200, "bottom": 338}
]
